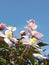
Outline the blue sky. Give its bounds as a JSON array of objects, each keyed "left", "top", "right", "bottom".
[{"left": 0, "top": 0, "right": 49, "bottom": 55}]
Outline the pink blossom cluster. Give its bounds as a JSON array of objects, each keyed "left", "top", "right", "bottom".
[{"left": 25, "top": 19, "right": 43, "bottom": 40}]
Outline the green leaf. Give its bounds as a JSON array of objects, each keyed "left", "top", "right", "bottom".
[
  {"left": 0, "top": 59, "right": 6, "bottom": 64},
  {"left": 37, "top": 42, "right": 49, "bottom": 47}
]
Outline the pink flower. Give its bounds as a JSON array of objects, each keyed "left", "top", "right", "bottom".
[
  {"left": 21, "top": 35, "right": 42, "bottom": 51},
  {"left": 0, "top": 23, "right": 6, "bottom": 30},
  {"left": 27, "top": 29, "right": 43, "bottom": 39},
  {"left": 26, "top": 19, "right": 38, "bottom": 30}
]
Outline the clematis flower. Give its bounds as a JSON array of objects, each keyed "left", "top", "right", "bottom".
[
  {"left": 26, "top": 19, "right": 38, "bottom": 30},
  {"left": 21, "top": 35, "right": 42, "bottom": 51},
  {"left": 0, "top": 31, "right": 18, "bottom": 47},
  {"left": 4, "top": 37, "right": 18, "bottom": 46},
  {"left": 25, "top": 19, "right": 43, "bottom": 40},
  {"left": 6, "top": 26, "right": 16, "bottom": 31},
  {"left": 0, "top": 32, "right": 12, "bottom": 46},
  {"left": 0, "top": 23, "right": 6, "bottom": 30}
]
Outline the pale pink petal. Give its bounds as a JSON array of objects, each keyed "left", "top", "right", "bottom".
[
  {"left": 30, "top": 24, "right": 38, "bottom": 30},
  {"left": 26, "top": 19, "right": 35, "bottom": 24},
  {"left": 25, "top": 26, "right": 32, "bottom": 34},
  {"left": 27, "top": 30, "right": 43, "bottom": 39},
  {"left": 4, "top": 38, "right": 12, "bottom": 46},
  {"left": 0, "top": 32, "right": 6, "bottom": 38},
  {"left": 34, "top": 32, "right": 44, "bottom": 39},
  {"left": 22, "top": 36, "right": 30, "bottom": 43},
  {"left": 27, "top": 29, "right": 37, "bottom": 37},
  {"left": 10, "top": 37, "right": 18, "bottom": 44},
  {"left": 26, "top": 19, "right": 38, "bottom": 30},
  {"left": 6, "top": 26, "right": 16, "bottom": 31}
]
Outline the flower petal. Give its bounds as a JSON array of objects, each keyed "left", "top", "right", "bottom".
[
  {"left": 0, "top": 32, "right": 6, "bottom": 38},
  {"left": 33, "top": 53, "right": 47, "bottom": 59},
  {"left": 26, "top": 19, "right": 38, "bottom": 30},
  {"left": 4, "top": 38, "right": 12, "bottom": 47},
  {"left": 6, "top": 26, "right": 16, "bottom": 31},
  {"left": 26, "top": 19, "right": 35, "bottom": 24},
  {"left": 34, "top": 31, "right": 44, "bottom": 39},
  {"left": 22, "top": 36, "right": 30, "bottom": 43},
  {"left": 10, "top": 37, "right": 18, "bottom": 44},
  {"left": 28, "top": 30, "right": 44, "bottom": 39}
]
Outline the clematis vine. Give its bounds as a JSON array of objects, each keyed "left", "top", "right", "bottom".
[{"left": 0, "top": 19, "right": 48, "bottom": 65}]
